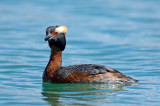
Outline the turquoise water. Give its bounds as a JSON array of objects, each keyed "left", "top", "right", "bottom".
[{"left": 0, "top": 0, "right": 160, "bottom": 105}]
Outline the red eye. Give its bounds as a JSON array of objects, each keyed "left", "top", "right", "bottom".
[{"left": 54, "top": 32, "right": 58, "bottom": 35}]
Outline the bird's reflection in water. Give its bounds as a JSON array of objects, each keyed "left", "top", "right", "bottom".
[{"left": 41, "top": 82, "right": 130, "bottom": 106}]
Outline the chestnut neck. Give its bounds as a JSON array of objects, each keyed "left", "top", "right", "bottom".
[{"left": 44, "top": 45, "right": 62, "bottom": 81}]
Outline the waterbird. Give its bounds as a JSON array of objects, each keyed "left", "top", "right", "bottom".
[{"left": 43, "top": 25, "right": 137, "bottom": 84}]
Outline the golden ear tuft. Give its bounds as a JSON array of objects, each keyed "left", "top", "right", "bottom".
[{"left": 55, "top": 25, "right": 68, "bottom": 34}]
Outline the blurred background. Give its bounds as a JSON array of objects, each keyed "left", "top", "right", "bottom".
[{"left": 0, "top": 0, "right": 160, "bottom": 105}]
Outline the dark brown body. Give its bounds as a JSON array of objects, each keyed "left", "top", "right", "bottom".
[{"left": 43, "top": 46, "right": 137, "bottom": 84}]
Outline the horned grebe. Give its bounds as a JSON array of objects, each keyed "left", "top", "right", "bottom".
[{"left": 43, "top": 25, "right": 137, "bottom": 83}]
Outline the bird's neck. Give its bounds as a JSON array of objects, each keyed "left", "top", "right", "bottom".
[{"left": 44, "top": 45, "right": 62, "bottom": 81}]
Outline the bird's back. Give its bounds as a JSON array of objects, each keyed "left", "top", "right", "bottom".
[{"left": 55, "top": 64, "right": 137, "bottom": 83}]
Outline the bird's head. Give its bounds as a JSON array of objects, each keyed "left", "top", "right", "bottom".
[{"left": 45, "top": 25, "right": 68, "bottom": 51}]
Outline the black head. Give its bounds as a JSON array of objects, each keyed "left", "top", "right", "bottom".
[{"left": 45, "top": 25, "right": 68, "bottom": 51}]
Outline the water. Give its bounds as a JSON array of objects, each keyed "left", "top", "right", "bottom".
[{"left": 0, "top": 0, "right": 160, "bottom": 105}]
